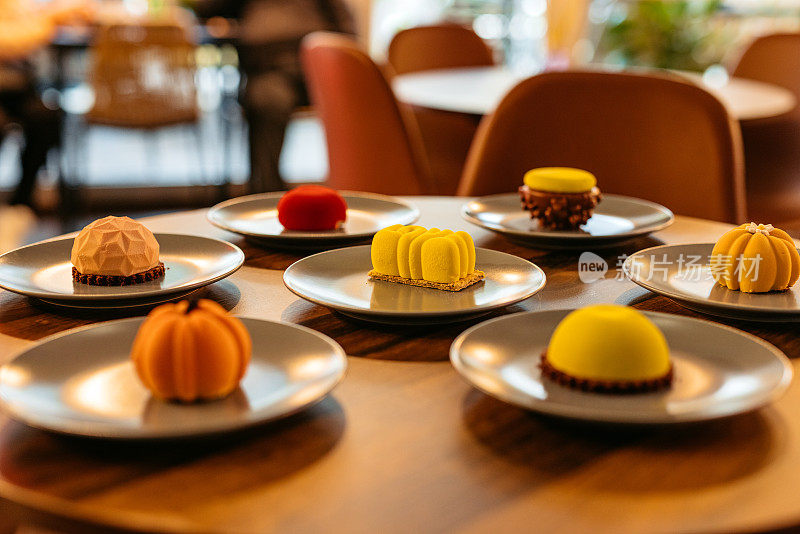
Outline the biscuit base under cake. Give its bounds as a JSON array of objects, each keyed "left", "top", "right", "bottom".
[
  {"left": 72, "top": 262, "right": 166, "bottom": 286},
  {"left": 540, "top": 351, "right": 673, "bottom": 394},
  {"left": 368, "top": 270, "right": 485, "bottom": 292}
]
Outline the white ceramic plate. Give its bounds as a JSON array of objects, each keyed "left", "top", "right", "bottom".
[
  {"left": 462, "top": 193, "right": 674, "bottom": 249},
  {"left": 623, "top": 243, "right": 800, "bottom": 322},
  {"left": 207, "top": 191, "right": 420, "bottom": 249},
  {"left": 283, "top": 246, "right": 546, "bottom": 324},
  {"left": 0, "top": 234, "right": 244, "bottom": 302},
  {"left": 0, "top": 317, "right": 347, "bottom": 439},
  {"left": 451, "top": 309, "right": 792, "bottom": 424}
]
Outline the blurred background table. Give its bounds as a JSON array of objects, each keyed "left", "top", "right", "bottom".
[
  {"left": 1, "top": 197, "right": 800, "bottom": 533},
  {"left": 392, "top": 65, "right": 798, "bottom": 121}
]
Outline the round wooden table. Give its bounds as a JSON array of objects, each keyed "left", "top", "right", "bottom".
[
  {"left": 1, "top": 197, "right": 800, "bottom": 533},
  {"left": 392, "top": 66, "right": 798, "bottom": 121}
]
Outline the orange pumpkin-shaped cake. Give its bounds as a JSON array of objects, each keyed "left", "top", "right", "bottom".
[
  {"left": 710, "top": 223, "right": 800, "bottom": 293},
  {"left": 131, "top": 299, "right": 252, "bottom": 402}
]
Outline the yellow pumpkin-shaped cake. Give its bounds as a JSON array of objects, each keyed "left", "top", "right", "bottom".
[
  {"left": 131, "top": 299, "right": 252, "bottom": 402},
  {"left": 710, "top": 223, "right": 800, "bottom": 293},
  {"left": 368, "top": 224, "right": 485, "bottom": 291}
]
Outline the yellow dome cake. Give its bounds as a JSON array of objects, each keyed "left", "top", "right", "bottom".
[
  {"left": 369, "top": 225, "right": 485, "bottom": 291},
  {"left": 519, "top": 167, "right": 602, "bottom": 230},
  {"left": 541, "top": 305, "right": 673, "bottom": 393},
  {"left": 710, "top": 223, "right": 800, "bottom": 293},
  {"left": 71, "top": 216, "right": 164, "bottom": 285}
]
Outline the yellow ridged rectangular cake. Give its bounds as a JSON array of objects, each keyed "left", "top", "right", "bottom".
[{"left": 368, "top": 225, "right": 485, "bottom": 291}]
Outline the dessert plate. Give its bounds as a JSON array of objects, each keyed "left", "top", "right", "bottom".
[
  {"left": 207, "top": 191, "right": 420, "bottom": 249},
  {"left": 0, "top": 317, "right": 347, "bottom": 439},
  {"left": 462, "top": 193, "right": 674, "bottom": 249},
  {"left": 283, "top": 246, "right": 546, "bottom": 324},
  {"left": 451, "top": 309, "right": 792, "bottom": 424},
  {"left": 34, "top": 288, "right": 201, "bottom": 311},
  {"left": 623, "top": 244, "right": 800, "bottom": 322},
  {"left": 0, "top": 234, "right": 244, "bottom": 302}
]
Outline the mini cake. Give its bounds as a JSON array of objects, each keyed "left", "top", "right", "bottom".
[
  {"left": 541, "top": 305, "right": 673, "bottom": 393},
  {"left": 369, "top": 224, "right": 485, "bottom": 291},
  {"left": 131, "top": 299, "right": 252, "bottom": 402},
  {"left": 70, "top": 216, "right": 164, "bottom": 285},
  {"left": 277, "top": 185, "right": 347, "bottom": 231},
  {"left": 519, "top": 167, "right": 602, "bottom": 230},
  {"left": 710, "top": 222, "right": 800, "bottom": 293}
]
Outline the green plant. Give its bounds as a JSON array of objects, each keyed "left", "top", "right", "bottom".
[{"left": 599, "top": 0, "right": 725, "bottom": 71}]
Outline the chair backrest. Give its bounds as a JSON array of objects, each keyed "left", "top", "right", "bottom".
[
  {"left": 733, "top": 32, "right": 800, "bottom": 120},
  {"left": 87, "top": 23, "right": 198, "bottom": 128},
  {"left": 301, "top": 32, "right": 432, "bottom": 195},
  {"left": 387, "top": 24, "right": 495, "bottom": 76},
  {"left": 458, "top": 70, "right": 745, "bottom": 223}
]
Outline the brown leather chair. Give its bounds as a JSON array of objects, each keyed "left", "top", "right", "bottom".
[
  {"left": 457, "top": 70, "right": 746, "bottom": 224},
  {"left": 387, "top": 24, "right": 495, "bottom": 76},
  {"left": 733, "top": 33, "right": 800, "bottom": 121},
  {"left": 387, "top": 24, "right": 495, "bottom": 195},
  {"left": 731, "top": 33, "right": 800, "bottom": 227},
  {"left": 301, "top": 32, "right": 433, "bottom": 195}
]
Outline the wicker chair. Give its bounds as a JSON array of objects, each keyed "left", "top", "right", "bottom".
[
  {"left": 63, "top": 23, "right": 207, "bottom": 210},
  {"left": 86, "top": 24, "right": 198, "bottom": 128}
]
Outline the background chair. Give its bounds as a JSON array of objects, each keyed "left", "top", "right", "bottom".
[
  {"left": 387, "top": 24, "right": 495, "bottom": 76},
  {"left": 387, "top": 24, "right": 494, "bottom": 195},
  {"left": 731, "top": 33, "right": 800, "bottom": 226},
  {"left": 85, "top": 24, "right": 198, "bottom": 128},
  {"left": 301, "top": 32, "right": 432, "bottom": 195},
  {"left": 64, "top": 23, "right": 209, "bottom": 212},
  {"left": 458, "top": 70, "right": 745, "bottom": 223}
]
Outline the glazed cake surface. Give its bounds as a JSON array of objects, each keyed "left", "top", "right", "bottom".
[{"left": 523, "top": 167, "right": 597, "bottom": 193}]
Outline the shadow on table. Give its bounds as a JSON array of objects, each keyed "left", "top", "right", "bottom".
[
  {"left": 238, "top": 237, "right": 372, "bottom": 271},
  {"left": 0, "top": 395, "right": 345, "bottom": 501},
  {"left": 477, "top": 234, "right": 666, "bottom": 261},
  {"left": 615, "top": 286, "right": 659, "bottom": 307},
  {"left": 460, "top": 390, "right": 780, "bottom": 492},
  {"left": 282, "top": 298, "right": 530, "bottom": 362},
  {"left": 0, "top": 281, "right": 241, "bottom": 342},
  {"left": 234, "top": 237, "right": 307, "bottom": 270},
  {"left": 474, "top": 234, "right": 667, "bottom": 303},
  {"left": 630, "top": 294, "right": 800, "bottom": 360}
]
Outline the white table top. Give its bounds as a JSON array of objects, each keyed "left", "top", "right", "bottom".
[{"left": 392, "top": 66, "right": 797, "bottom": 121}]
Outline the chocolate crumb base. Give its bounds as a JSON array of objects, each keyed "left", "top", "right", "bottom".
[
  {"left": 540, "top": 351, "right": 673, "bottom": 394},
  {"left": 519, "top": 185, "right": 601, "bottom": 230},
  {"left": 72, "top": 262, "right": 165, "bottom": 286}
]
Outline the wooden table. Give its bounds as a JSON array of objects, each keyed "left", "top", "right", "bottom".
[
  {"left": 392, "top": 66, "right": 798, "bottom": 121},
  {"left": 1, "top": 197, "right": 800, "bottom": 533}
]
